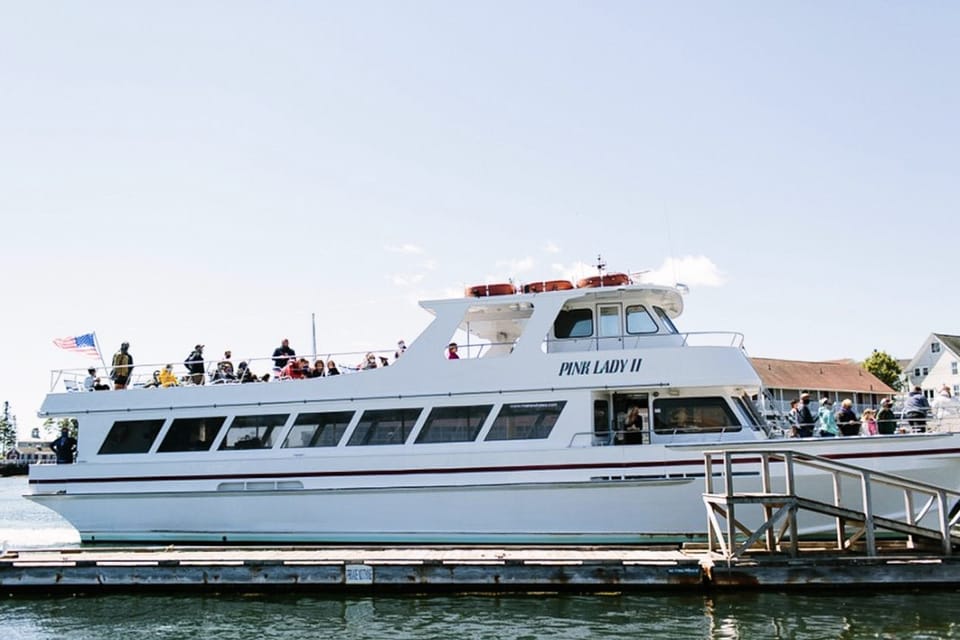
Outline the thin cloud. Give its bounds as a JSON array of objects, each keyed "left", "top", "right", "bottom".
[
  {"left": 544, "top": 241, "right": 561, "bottom": 254},
  {"left": 391, "top": 273, "right": 425, "bottom": 287},
  {"left": 639, "top": 256, "right": 726, "bottom": 287},
  {"left": 386, "top": 243, "right": 424, "bottom": 255}
]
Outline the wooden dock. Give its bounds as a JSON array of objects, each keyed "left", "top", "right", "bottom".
[{"left": 2, "top": 543, "right": 960, "bottom": 594}]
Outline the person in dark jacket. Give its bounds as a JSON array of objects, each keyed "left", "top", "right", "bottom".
[
  {"left": 903, "top": 386, "right": 931, "bottom": 432},
  {"left": 836, "top": 398, "right": 860, "bottom": 436},
  {"left": 272, "top": 339, "right": 296, "bottom": 371},
  {"left": 184, "top": 344, "right": 206, "bottom": 385},
  {"left": 876, "top": 398, "right": 898, "bottom": 435},
  {"left": 796, "top": 392, "right": 817, "bottom": 438},
  {"left": 50, "top": 427, "right": 77, "bottom": 464}
]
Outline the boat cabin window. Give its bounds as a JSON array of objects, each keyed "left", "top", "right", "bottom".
[
  {"left": 554, "top": 309, "right": 593, "bottom": 339},
  {"left": 219, "top": 414, "right": 288, "bottom": 450},
  {"left": 348, "top": 408, "right": 423, "bottom": 446},
  {"left": 416, "top": 405, "right": 492, "bottom": 444},
  {"left": 652, "top": 398, "right": 740, "bottom": 434},
  {"left": 653, "top": 306, "right": 678, "bottom": 334},
  {"left": 98, "top": 419, "right": 165, "bottom": 455},
  {"left": 485, "top": 401, "right": 565, "bottom": 441},
  {"left": 157, "top": 417, "right": 227, "bottom": 452},
  {"left": 283, "top": 411, "right": 354, "bottom": 448},
  {"left": 625, "top": 305, "right": 658, "bottom": 334}
]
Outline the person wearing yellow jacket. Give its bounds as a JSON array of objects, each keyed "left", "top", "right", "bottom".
[{"left": 159, "top": 364, "right": 180, "bottom": 388}]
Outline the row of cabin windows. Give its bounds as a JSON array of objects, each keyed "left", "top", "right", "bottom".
[
  {"left": 97, "top": 401, "right": 567, "bottom": 455},
  {"left": 553, "top": 305, "right": 678, "bottom": 340}
]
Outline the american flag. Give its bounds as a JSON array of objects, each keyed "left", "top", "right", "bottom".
[{"left": 53, "top": 332, "right": 100, "bottom": 358}]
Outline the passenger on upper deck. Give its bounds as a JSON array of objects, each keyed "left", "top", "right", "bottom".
[
  {"left": 83, "top": 367, "right": 97, "bottom": 392},
  {"left": 326, "top": 360, "right": 341, "bottom": 376},
  {"left": 447, "top": 343, "right": 460, "bottom": 359},
  {"left": 280, "top": 358, "right": 306, "bottom": 380},
  {"left": 796, "top": 392, "right": 817, "bottom": 438},
  {"left": 237, "top": 361, "right": 257, "bottom": 383},
  {"left": 272, "top": 339, "right": 295, "bottom": 371},
  {"left": 904, "top": 386, "right": 931, "bottom": 432},
  {"left": 361, "top": 353, "right": 378, "bottom": 370},
  {"left": 309, "top": 359, "right": 325, "bottom": 378},
  {"left": 876, "top": 398, "right": 897, "bottom": 435},
  {"left": 184, "top": 344, "right": 206, "bottom": 385},
  {"left": 110, "top": 342, "right": 133, "bottom": 390},
  {"left": 836, "top": 399, "right": 859, "bottom": 436},
  {"left": 395, "top": 340, "right": 406, "bottom": 360},
  {"left": 218, "top": 350, "right": 235, "bottom": 378},
  {"left": 142, "top": 370, "right": 162, "bottom": 388},
  {"left": 159, "top": 364, "right": 179, "bottom": 387}
]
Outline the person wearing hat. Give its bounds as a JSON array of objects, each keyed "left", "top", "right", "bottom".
[
  {"left": 817, "top": 398, "right": 839, "bottom": 437},
  {"left": 876, "top": 398, "right": 897, "bottom": 435},
  {"left": 83, "top": 367, "right": 97, "bottom": 392},
  {"left": 50, "top": 426, "right": 77, "bottom": 464},
  {"left": 184, "top": 344, "right": 206, "bottom": 385},
  {"left": 796, "top": 392, "right": 817, "bottom": 438},
  {"left": 110, "top": 342, "right": 133, "bottom": 390}
]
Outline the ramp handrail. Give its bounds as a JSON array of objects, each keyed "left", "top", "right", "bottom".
[{"left": 703, "top": 449, "right": 960, "bottom": 559}]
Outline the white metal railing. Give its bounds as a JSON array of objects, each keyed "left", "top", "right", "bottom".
[{"left": 703, "top": 449, "right": 960, "bottom": 559}]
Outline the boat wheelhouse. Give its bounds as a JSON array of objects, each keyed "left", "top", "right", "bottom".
[{"left": 28, "top": 275, "right": 960, "bottom": 543}]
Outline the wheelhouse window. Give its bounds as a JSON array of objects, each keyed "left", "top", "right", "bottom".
[
  {"left": 625, "top": 305, "right": 658, "bottom": 334},
  {"left": 219, "top": 414, "right": 288, "bottom": 450},
  {"left": 158, "top": 417, "right": 227, "bottom": 452},
  {"left": 347, "top": 408, "right": 423, "bottom": 446},
  {"left": 283, "top": 411, "right": 354, "bottom": 448},
  {"left": 653, "top": 307, "right": 678, "bottom": 334},
  {"left": 415, "top": 405, "right": 492, "bottom": 444},
  {"left": 485, "top": 401, "right": 565, "bottom": 441},
  {"left": 653, "top": 398, "right": 740, "bottom": 434},
  {"left": 554, "top": 309, "right": 593, "bottom": 338},
  {"left": 98, "top": 419, "right": 165, "bottom": 454}
]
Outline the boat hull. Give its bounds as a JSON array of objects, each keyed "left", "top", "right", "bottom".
[{"left": 29, "top": 435, "right": 960, "bottom": 544}]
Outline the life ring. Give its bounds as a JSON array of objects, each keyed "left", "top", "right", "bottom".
[
  {"left": 465, "top": 283, "right": 517, "bottom": 297},
  {"left": 522, "top": 279, "right": 574, "bottom": 293},
  {"left": 576, "top": 273, "right": 631, "bottom": 288}
]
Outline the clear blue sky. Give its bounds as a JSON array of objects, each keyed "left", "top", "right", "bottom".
[{"left": 1, "top": 2, "right": 957, "bottom": 435}]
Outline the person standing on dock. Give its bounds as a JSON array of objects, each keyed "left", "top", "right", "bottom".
[
  {"left": 796, "top": 393, "right": 817, "bottom": 437},
  {"left": 110, "top": 342, "right": 133, "bottom": 390},
  {"left": 50, "top": 427, "right": 77, "bottom": 464}
]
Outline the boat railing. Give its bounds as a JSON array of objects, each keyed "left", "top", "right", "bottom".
[
  {"left": 679, "top": 331, "right": 745, "bottom": 348},
  {"left": 47, "top": 346, "right": 410, "bottom": 392}
]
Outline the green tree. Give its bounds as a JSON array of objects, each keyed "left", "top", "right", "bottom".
[
  {"left": 863, "top": 349, "right": 903, "bottom": 391},
  {"left": 42, "top": 417, "right": 78, "bottom": 440},
  {"left": 0, "top": 401, "right": 17, "bottom": 456}
]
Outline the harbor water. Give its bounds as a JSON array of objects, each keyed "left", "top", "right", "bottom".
[{"left": 1, "top": 477, "right": 958, "bottom": 639}]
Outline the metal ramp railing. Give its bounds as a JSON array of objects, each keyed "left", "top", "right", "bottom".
[{"left": 702, "top": 449, "right": 960, "bottom": 560}]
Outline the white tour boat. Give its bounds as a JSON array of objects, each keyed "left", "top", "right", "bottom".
[{"left": 28, "top": 273, "right": 960, "bottom": 543}]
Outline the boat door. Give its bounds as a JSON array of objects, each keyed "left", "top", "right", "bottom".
[{"left": 596, "top": 304, "right": 622, "bottom": 351}]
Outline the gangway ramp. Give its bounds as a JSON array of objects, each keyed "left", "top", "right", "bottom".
[{"left": 702, "top": 449, "right": 960, "bottom": 560}]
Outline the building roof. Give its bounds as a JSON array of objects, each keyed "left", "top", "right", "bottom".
[
  {"left": 751, "top": 357, "right": 895, "bottom": 394},
  {"left": 934, "top": 333, "right": 960, "bottom": 357}
]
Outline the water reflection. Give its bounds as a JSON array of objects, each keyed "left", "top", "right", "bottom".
[{"left": 0, "top": 592, "right": 957, "bottom": 640}]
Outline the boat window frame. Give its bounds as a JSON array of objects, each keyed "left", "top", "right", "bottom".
[
  {"left": 485, "top": 401, "right": 566, "bottom": 441},
  {"left": 415, "top": 404, "right": 493, "bottom": 444},
  {"left": 98, "top": 419, "right": 166, "bottom": 455},
  {"left": 653, "top": 306, "right": 679, "bottom": 334},
  {"left": 347, "top": 408, "right": 424, "bottom": 446},
  {"left": 282, "top": 411, "right": 355, "bottom": 448},
  {"left": 625, "top": 304, "right": 659, "bottom": 335},
  {"left": 554, "top": 308, "right": 593, "bottom": 339},
  {"left": 157, "top": 416, "right": 228, "bottom": 452},
  {"left": 218, "top": 413, "right": 289, "bottom": 450},
  {"left": 652, "top": 397, "right": 741, "bottom": 435}
]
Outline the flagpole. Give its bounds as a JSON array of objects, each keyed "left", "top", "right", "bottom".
[{"left": 93, "top": 332, "right": 108, "bottom": 373}]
